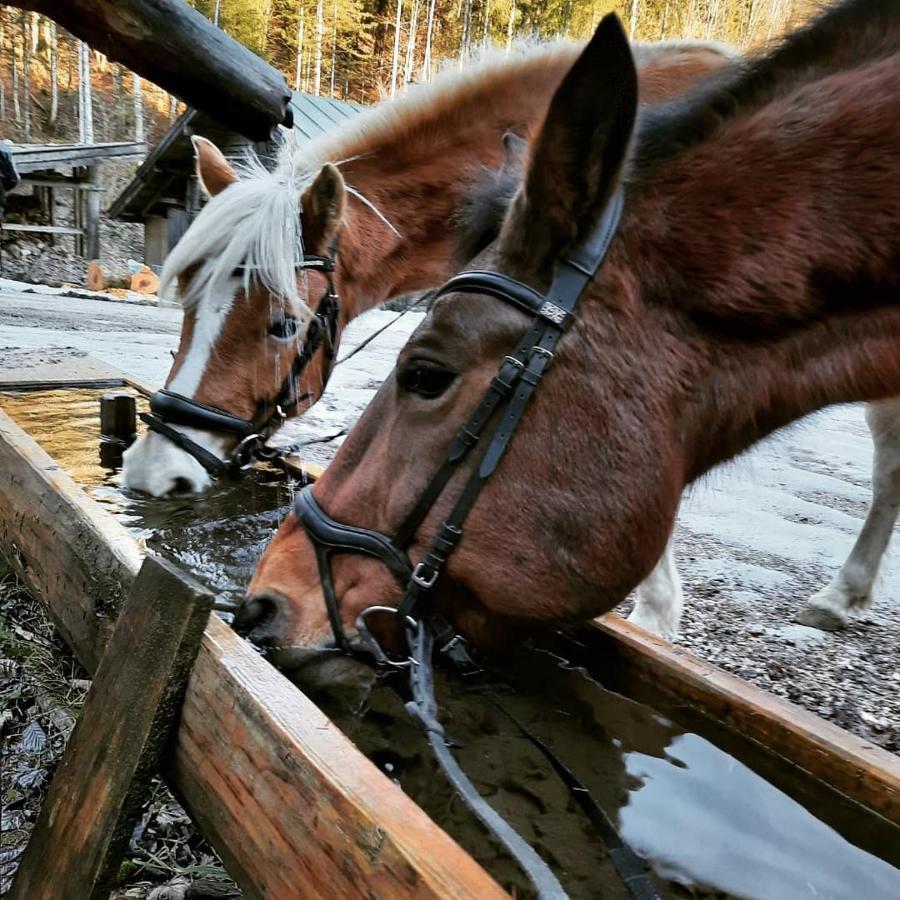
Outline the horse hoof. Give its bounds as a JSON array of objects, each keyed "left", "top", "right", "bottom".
[{"left": 794, "top": 605, "right": 847, "bottom": 631}]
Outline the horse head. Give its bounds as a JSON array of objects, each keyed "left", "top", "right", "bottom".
[{"left": 122, "top": 137, "right": 347, "bottom": 496}]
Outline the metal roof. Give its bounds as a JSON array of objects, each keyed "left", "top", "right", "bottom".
[{"left": 110, "top": 91, "right": 363, "bottom": 222}]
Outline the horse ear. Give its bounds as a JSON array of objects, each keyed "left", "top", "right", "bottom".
[
  {"left": 501, "top": 132, "right": 529, "bottom": 174},
  {"left": 192, "top": 136, "right": 238, "bottom": 198},
  {"left": 300, "top": 163, "right": 346, "bottom": 251},
  {"left": 520, "top": 14, "right": 637, "bottom": 252}
]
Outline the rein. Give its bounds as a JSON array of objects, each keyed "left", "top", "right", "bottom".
[
  {"left": 295, "top": 188, "right": 645, "bottom": 898},
  {"left": 139, "top": 250, "right": 340, "bottom": 477}
]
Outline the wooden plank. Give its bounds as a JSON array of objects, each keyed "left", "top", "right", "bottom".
[
  {"left": 0, "top": 223, "right": 82, "bottom": 235},
  {"left": 9, "top": 0, "right": 292, "bottom": 141},
  {"left": 589, "top": 614, "right": 900, "bottom": 824},
  {"left": 9, "top": 141, "right": 147, "bottom": 173},
  {"left": 0, "top": 407, "right": 505, "bottom": 900},
  {"left": 9, "top": 555, "right": 213, "bottom": 900},
  {"left": 0, "top": 354, "right": 127, "bottom": 391}
]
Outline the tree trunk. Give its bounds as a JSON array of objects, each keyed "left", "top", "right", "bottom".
[
  {"left": 459, "top": 0, "right": 472, "bottom": 63},
  {"left": 314, "top": 0, "right": 324, "bottom": 95},
  {"left": 329, "top": 0, "right": 337, "bottom": 97},
  {"left": 132, "top": 72, "right": 144, "bottom": 142},
  {"left": 79, "top": 40, "right": 94, "bottom": 143},
  {"left": 482, "top": 0, "right": 490, "bottom": 46},
  {"left": 506, "top": 0, "right": 515, "bottom": 51},
  {"left": 390, "top": 0, "right": 403, "bottom": 96},
  {"left": 422, "top": 0, "right": 436, "bottom": 79},
  {"left": 629, "top": 0, "right": 638, "bottom": 39},
  {"left": 403, "top": 0, "right": 420, "bottom": 85},
  {"left": 213, "top": 0, "right": 221, "bottom": 26},
  {"left": 21, "top": 11, "right": 31, "bottom": 140},
  {"left": 49, "top": 19, "right": 58, "bottom": 125},
  {"left": 8, "top": 0, "right": 293, "bottom": 141},
  {"left": 294, "top": 2, "right": 305, "bottom": 91}
]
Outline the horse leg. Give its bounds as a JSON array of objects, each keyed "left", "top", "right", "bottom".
[
  {"left": 627, "top": 533, "right": 683, "bottom": 640},
  {"left": 797, "top": 399, "right": 900, "bottom": 630}
]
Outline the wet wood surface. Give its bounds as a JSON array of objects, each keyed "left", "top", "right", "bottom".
[
  {"left": 0, "top": 407, "right": 505, "bottom": 899},
  {"left": 9, "top": 555, "right": 213, "bottom": 900}
]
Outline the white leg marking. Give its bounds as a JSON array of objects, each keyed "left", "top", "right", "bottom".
[
  {"left": 798, "top": 399, "right": 900, "bottom": 630},
  {"left": 628, "top": 533, "right": 683, "bottom": 641}
]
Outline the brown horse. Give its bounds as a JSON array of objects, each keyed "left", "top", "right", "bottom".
[
  {"left": 241, "top": 0, "right": 900, "bottom": 663},
  {"left": 121, "top": 39, "right": 732, "bottom": 496}
]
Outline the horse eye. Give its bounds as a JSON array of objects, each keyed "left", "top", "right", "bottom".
[
  {"left": 398, "top": 360, "right": 456, "bottom": 399},
  {"left": 268, "top": 317, "right": 300, "bottom": 341}
]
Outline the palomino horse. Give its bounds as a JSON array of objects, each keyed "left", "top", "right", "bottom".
[
  {"left": 121, "top": 39, "right": 733, "bottom": 497},
  {"left": 241, "top": 0, "right": 899, "bottom": 663}
]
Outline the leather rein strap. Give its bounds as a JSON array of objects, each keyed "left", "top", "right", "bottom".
[
  {"left": 295, "top": 189, "right": 633, "bottom": 900},
  {"left": 140, "top": 250, "right": 339, "bottom": 477}
]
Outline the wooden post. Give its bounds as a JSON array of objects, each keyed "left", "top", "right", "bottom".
[
  {"left": 73, "top": 167, "right": 83, "bottom": 257},
  {"left": 83, "top": 164, "right": 100, "bottom": 260},
  {"left": 8, "top": 554, "right": 214, "bottom": 900}
]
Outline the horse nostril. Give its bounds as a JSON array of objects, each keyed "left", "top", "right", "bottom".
[
  {"left": 235, "top": 594, "right": 279, "bottom": 635},
  {"left": 169, "top": 476, "right": 194, "bottom": 495}
]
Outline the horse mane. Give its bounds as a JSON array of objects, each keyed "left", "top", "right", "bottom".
[
  {"left": 633, "top": 0, "right": 900, "bottom": 174},
  {"left": 451, "top": 38, "right": 738, "bottom": 266},
  {"left": 453, "top": 0, "right": 900, "bottom": 264},
  {"left": 160, "top": 40, "right": 586, "bottom": 316}
]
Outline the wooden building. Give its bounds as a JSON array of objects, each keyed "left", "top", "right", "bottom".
[
  {"left": 109, "top": 93, "right": 362, "bottom": 269},
  {"left": 3, "top": 142, "right": 146, "bottom": 260}
]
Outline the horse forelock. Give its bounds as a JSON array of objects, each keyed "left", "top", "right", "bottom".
[{"left": 161, "top": 139, "right": 346, "bottom": 322}]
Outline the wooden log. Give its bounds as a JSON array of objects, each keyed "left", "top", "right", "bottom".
[
  {"left": 590, "top": 615, "right": 900, "bottom": 825},
  {"left": 9, "top": 0, "right": 292, "bottom": 141},
  {"left": 130, "top": 265, "right": 159, "bottom": 294},
  {"left": 0, "top": 406, "right": 505, "bottom": 899},
  {"left": 87, "top": 260, "right": 158, "bottom": 293},
  {"left": 86, "top": 259, "right": 121, "bottom": 291},
  {"left": 9, "top": 555, "right": 214, "bottom": 900}
]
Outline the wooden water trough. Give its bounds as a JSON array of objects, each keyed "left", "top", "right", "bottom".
[{"left": 0, "top": 361, "right": 898, "bottom": 897}]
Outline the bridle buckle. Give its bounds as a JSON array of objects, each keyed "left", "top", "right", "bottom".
[
  {"left": 411, "top": 562, "right": 439, "bottom": 589},
  {"left": 354, "top": 605, "right": 419, "bottom": 670}
]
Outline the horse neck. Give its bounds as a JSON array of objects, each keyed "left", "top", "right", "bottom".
[
  {"left": 624, "top": 54, "right": 900, "bottom": 484},
  {"left": 329, "top": 55, "right": 583, "bottom": 319}
]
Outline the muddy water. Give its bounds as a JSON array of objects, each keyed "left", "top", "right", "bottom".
[{"left": 3, "top": 387, "right": 900, "bottom": 899}]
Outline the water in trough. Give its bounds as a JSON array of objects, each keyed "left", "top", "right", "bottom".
[{"left": 3, "top": 386, "right": 899, "bottom": 899}]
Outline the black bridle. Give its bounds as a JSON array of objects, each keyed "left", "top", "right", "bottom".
[
  {"left": 139, "top": 250, "right": 340, "bottom": 477},
  {"left": 296, "top": 187, "right": 625, "bottom": 663}
]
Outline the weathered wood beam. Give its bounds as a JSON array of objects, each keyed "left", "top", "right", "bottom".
[
  {"left": 9, "top": 0, "right": 293, "bottom": 140},
  {"left": 0, "top": 407, "right": 504, "bottom": 899}
]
